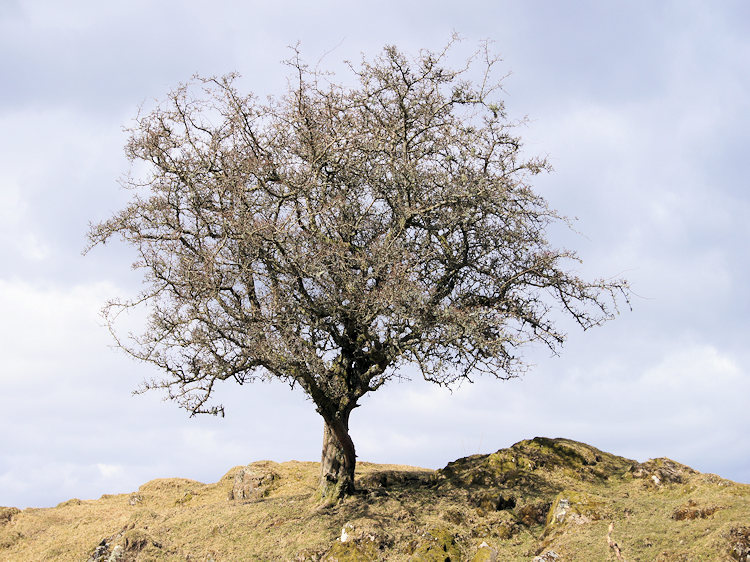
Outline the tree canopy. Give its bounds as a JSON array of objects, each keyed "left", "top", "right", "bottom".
[{"left": 87, "top": 40, "right": 629, "bottom": 498}]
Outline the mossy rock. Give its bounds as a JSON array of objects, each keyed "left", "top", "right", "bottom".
[
  {"left": 0, "top": 506, "right": 20, "bottom": 525},
  {"left": 728, "top": 526, "right": 750, "bottom": 561},
  {"left": 436, "top": 437, "right": 634, "bottom": 492},
  {"left": 323, "top": 539, "right": 378, "bottom": 561},
  {"left": 471, "top": 544, "right": 498, "bottom": 561},
  {"left": 628, "top": 457, "right": 697, "bottom": 487},
  {"left": 410, "top": 527, "right": 462, "bottom": 561},
  {"left": 174, "top": 490, "right": 195, "bottom": 505},
  {"left": 545, "top": 490, "right": 607, "bottom": 528}
]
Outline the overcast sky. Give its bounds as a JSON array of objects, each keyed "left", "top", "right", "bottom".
[{"left": 2, "top": 0, "right": 749, "bottom": 509}]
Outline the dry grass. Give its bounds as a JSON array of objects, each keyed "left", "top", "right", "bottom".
[{"left": 1, "top": 438, "right": 748, "bottom": 561}]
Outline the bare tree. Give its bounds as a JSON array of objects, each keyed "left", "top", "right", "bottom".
[{"left": 86, "top": 40, "right": 628, "bottom": 500}]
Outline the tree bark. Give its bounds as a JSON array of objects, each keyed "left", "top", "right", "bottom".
[{"left": 319, "top": 410, "right": 356, "bottom": 500}]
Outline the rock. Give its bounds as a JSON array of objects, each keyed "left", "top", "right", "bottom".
[
  {"left": 174, "top": 490, "right": 195, "bottom": 505},
  {"left": 728, "top": 526, "right": 750, "bottom": 561},
  {"left": 87, "top": 539, "right": 110, "bottom": 562},
  {"left": 629, "top": 458, "right": 697, "bottom": 486},
  {"left": 672, "top": 499, "right": 721, "bottom": 520},
  {"left": 516, "top": 501, "right": 550, "bottom": 527},
  {"left": 410, "top": 527, "right": 462, "bottom": 561},
  {"left": 340, "top": 522, "right": 354, "bottom": 543},
  {"left": 228, "top": 462, "right": 279, "bottom": 501},
  {"left": 357, "top": 469, "right": 431, "bottom": 490},
  {"left": 469, "top": 491, "right": 516, "bottom": 512},
  {"left": 533, "top": 551, "right": 560, "bottom": 561},
  {"left": 436, "top": 437, "right": 635, "bottom": 491},
  {"left": 473, "top": 542, "right": 499, "bottom": 561},
  {"left": 107, "top": 544, "right": 124, "bottom": 561},
  {"left": 0, "top": 506, "right": 20, "bottom": 525},
  {"left": 121, "top": 528, "right": 161, "bottom": 552},
  {"left": 323, "top": 519, "right": 390, "bottom": 561},
  {"left": 545, "top": 491, "right": 606, "bottom": 528},
  {"left": 128, "top": 493, "right": 142, "bottom": 506}
]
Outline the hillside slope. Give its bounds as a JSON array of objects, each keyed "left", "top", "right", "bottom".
[{"left": 1, "top": 437, "right": 748, "bottom": 561}]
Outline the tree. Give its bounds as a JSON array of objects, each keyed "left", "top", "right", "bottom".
[{"left": 86, "top": 40, "right": 628, "bottom": 500}]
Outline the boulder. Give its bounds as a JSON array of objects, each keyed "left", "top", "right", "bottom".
[
  {"left": 728, "top": 526, "right": 750, "bottom": 561},
  {"left": 533, "top": 551, "right": 560, "bottom": 561},
  {"left": 228, "top": 462, "right": 279, "bottom": 501},
  {"left": 545, "top": 490, "right": 606, "bottom": 528},
  {"left": 671, "top": 499, "right": 720, "bottom": 520},
  {"left": 0, "top": 506, "right": 20, "bottom": 525},
  {"left": 472, "top": 541, "right": 499, "bottom": 561},
  {"left": 409, "top": 527, "right": 462, "bottom": 561},
  {"left": 629, "top": 458, "right": 696, "bottom": 487}
]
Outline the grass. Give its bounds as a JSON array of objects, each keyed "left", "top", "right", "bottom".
[{"left": 1, "top": 438, "right": 748, "bottom": 561}]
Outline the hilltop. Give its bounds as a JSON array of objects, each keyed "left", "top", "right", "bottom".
[{"left": 1, "top": 437, "right": 748, "bottom": 560}]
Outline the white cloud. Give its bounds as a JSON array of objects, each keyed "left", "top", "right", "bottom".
[
  {"left": 0, "top": 181, "right": 49, "bottom": 262},
  {"left": 96, "top": 463, "right": 124, "bottom": 480},
  {"left": 0, "top": 278, "right": 116, "bottom": 382}
]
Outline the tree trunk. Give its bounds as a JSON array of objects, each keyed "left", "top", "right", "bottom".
[{"left": 319, "top": 411, "right": 356, "bottom": 500}]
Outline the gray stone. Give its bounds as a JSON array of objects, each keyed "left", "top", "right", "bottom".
[{"left": 228, "top": 463, "right": 279, "bottom": 501}]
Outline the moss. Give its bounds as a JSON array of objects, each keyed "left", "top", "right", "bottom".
[
  {"left": 174, "top": 491, "right": 194, "bottom": 505},
  {"left": 471, "top": 545, "right": 497, "bottom": 561},
  {"left": 323, "top": 539, "right": 378, "bottom": 561},
  {"left": 411, "top": 527, "right": 463, "bottom": 561}
]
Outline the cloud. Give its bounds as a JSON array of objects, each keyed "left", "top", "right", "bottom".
[{"left": 0, "top": 181, "right": 49, "bottom": 262}]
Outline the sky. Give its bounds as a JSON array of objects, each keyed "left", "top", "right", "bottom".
[{"left": 1, "top": 0, "right": 749, "bottom": 508}]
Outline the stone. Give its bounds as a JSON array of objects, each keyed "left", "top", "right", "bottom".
[
  {"left": 516, "top": 501, "right": 551, "bottom": 527},
  {"left": 0, "top": 506, "right": 20, "bottom": 525},
  {"left": 672, "top": 499, "right": 721, "bottom": 521},
  {"left": 107, "top": 544, "right": 124, "bottom": 561},
  {"left": 629, "top": 458, "right": 696, "bottom": 487},
  {"left": 728, "top": 526, "right": 750, "bottom": 561},
  {"left": 323, "top": 519, "right": 391, "bottom": 561},
  {"left": 473, "top": 542, "right": 499, "bottom": 561},
  {"left": 87, "top": 539, "right": 110, "bottom": 562},
  {"left": 545, "top": 491, "right": 606, "bottom": 528},
  {"left": 410, "top": 527, "right": 462, "bottom": 561},
  {"left": 533, "top": 551, "right": 560, "bottom": 561},
  {"left": 228, "top": 463, "right": 279, "bottom": 501}
]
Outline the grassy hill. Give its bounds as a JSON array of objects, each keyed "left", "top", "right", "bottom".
[{"left": 1, "top": 437, "right": 749, "bottom": 561}]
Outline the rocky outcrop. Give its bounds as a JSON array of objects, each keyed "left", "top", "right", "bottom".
[
  {"left": 545, "top": 490, "right": 607, "bottom": 528},
  {"left": 437, "top": 437, "right": 635, "bottom": 491},
  {"left": 672, "top": 499, "right": 721, "bottom": 520},
  {"left": 0, "top": 507, "right": 20, "bottom": 526},
  {"left": 227, "top": 461, "right": 280, "bottom": 501},
  {"left": 629, "top": 458, "right": 697, "bottom": 487},
  {"left": 728, "top": 526, "right": 750, "bottom": 561}
]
